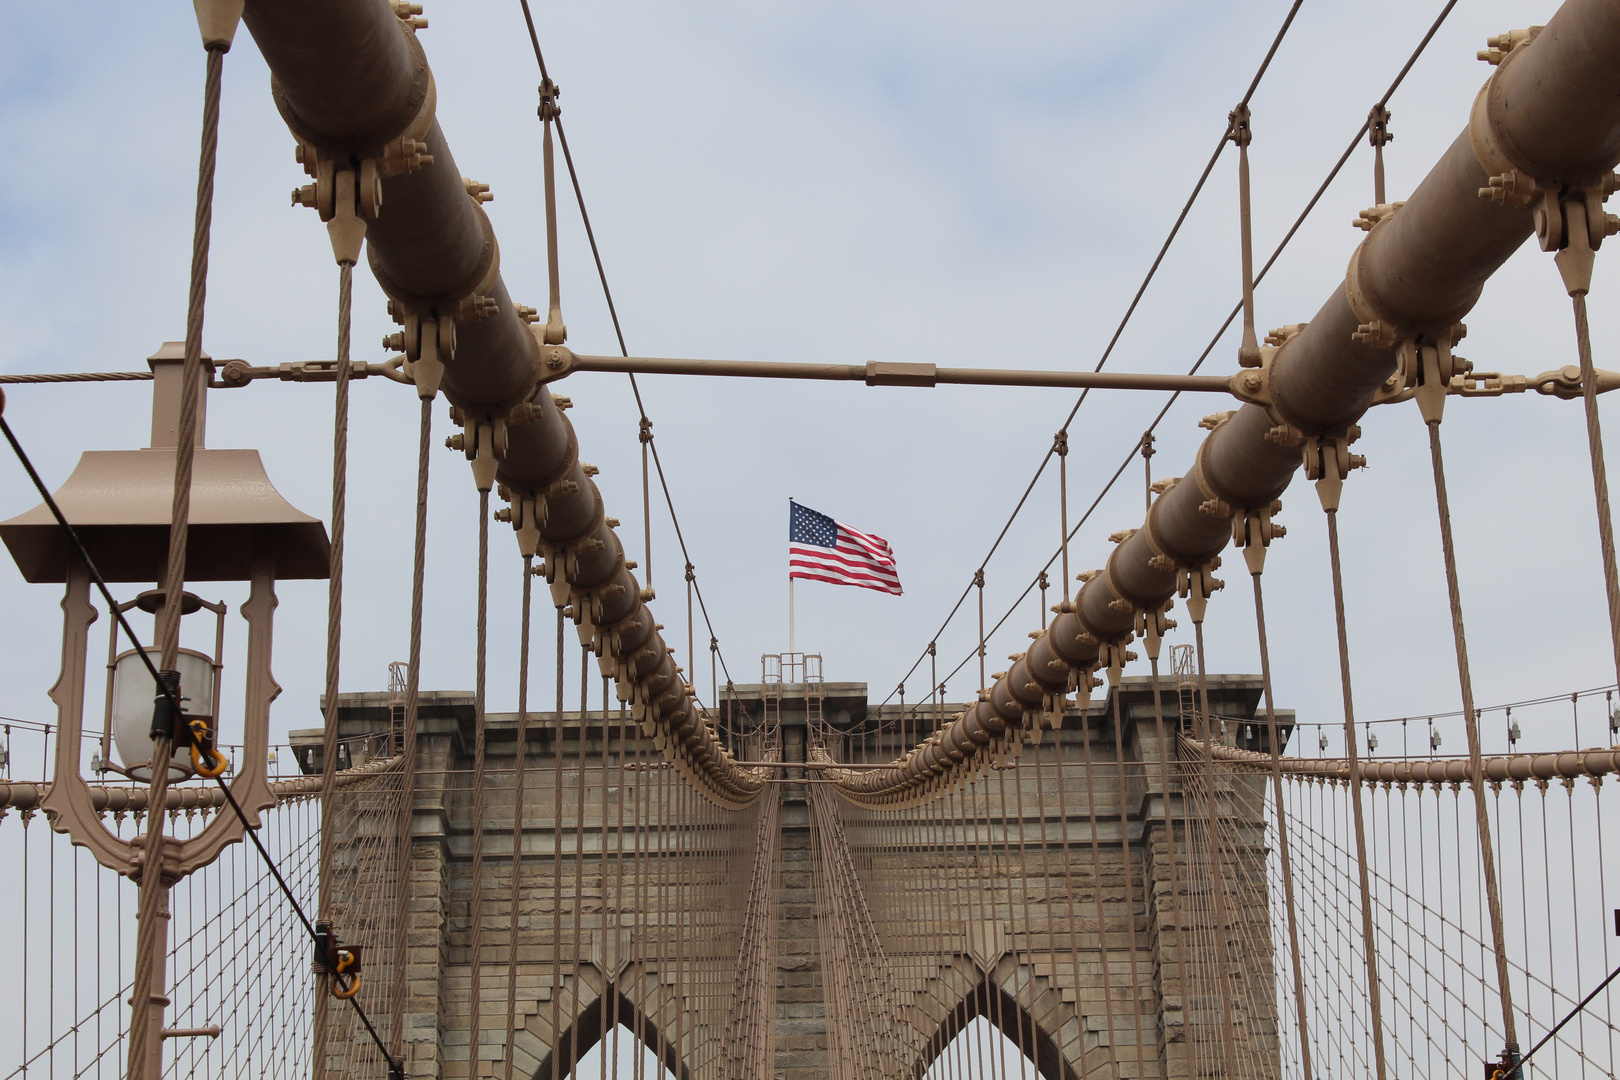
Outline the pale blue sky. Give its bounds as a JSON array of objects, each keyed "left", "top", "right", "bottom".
[{"left": 0, "top": 0, "right": 1601, "bottom": 765}]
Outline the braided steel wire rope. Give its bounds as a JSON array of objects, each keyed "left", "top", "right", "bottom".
[{"left": 130, "top": 40, "right": 226, "bottom": 1080}]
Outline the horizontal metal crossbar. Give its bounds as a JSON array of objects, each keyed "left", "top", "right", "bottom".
[{"left": 567, "top": 353, "right": 1238, "bottom": 393}]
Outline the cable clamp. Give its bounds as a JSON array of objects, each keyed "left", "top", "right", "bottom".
[
  {"left": 1225, "top": 332, "right": 1296, "bottom": 425},
  {"left": 313, "top": 922, "right": 364, "bottom": 1000},
  {"left": 149, "top": 669, "right": 184, "bottom": 743},
  {"left": 1232, "top": 499, "right": 1286, "bottom": 575},
  {"left": 1100, "top": 641, "right": 1136, "bottom": 687},
  {"left": 144, "top": 668, "right": 226, "bottom": 779},
  {"left": 444, "top": 417, "right": 504, "bottom": 489},
  {"left": 1133, "top": 602, "right": 1177, "bottom": 662},
  {"left": 533, "top": 341, "right": 578, "bottom": 384},
  {"left": 1226, "top": 102, "right": 1252, "bottom": 148},
  {"left": 1175, "top": 558, "right": 1224, "bottom": 625},
  {"left": 1368, "top": 104, "right": 1393, "bottom": 148},
  {"left": 496, "top": 492, "right": 541, "bottom": 557},
  {"left": 291, "top": 151, "right": 383, "bottom": 263},
  {"left": 1301, "top": 430, "right": 1365, "bottom": 513},
  {"left": 538, "top": 78, "right": 561, "bottom": 123}
]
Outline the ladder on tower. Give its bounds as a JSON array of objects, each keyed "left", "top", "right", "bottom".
[
  {"left": 761, "top": 653, "right": 784, "bottom": 756},
  {"left": 386, "top": 660, "right": 409, "bottom": 757},
  {"left": 804, "top": 653, "right": 825, "bottom": 746},
  {"left": 1172, "top": 642, "right": 1199, "bottom": 736}
]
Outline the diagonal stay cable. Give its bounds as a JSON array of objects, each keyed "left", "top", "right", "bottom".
[
  {"left": 518, "top": 0, "right": 740, "bottom": 699},
  {"left": 0, "top": 406, "right": 404, "bottom": 1080},
  {"left": 1491, "top": 956, "right": 1620, "bottom": 1079},
  {"left": 861, "top": 0, "right": 1306, "bottom": 726},
  {"left": 864, "top": 0, "right": 1463, "bottom": 733},
  {"left": 856, "top": 440, "right": 1146, "bottom": 737}
]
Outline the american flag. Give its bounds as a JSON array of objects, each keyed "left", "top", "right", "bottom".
[{"left": 789, "top": 501, "right": 902, "bottom": 596}]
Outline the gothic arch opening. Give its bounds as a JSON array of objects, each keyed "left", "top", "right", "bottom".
[
  {"left": 914, "top": 973, "right": 1079, "bottom": 1080},
  {"left": 924, "top": 1018, "right": 1043, "bottom": 1079},
  {"left": 534, "top": 985, "right": 686, "bottom": 1080},
  {"left": 568, "top": 1022, "right": 680, "bottom": 1079}
]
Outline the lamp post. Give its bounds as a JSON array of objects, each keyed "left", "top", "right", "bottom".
[{"left": 0, "top": 342, "right": 330, "bottom": 1078}]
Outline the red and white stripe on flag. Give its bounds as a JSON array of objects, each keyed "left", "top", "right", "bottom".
[{"left": 788, "top": 501, "right": 902, "bottom": 596}]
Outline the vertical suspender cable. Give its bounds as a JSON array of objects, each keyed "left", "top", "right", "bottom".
[
  {"left": 1250, "top": 573, "right": 1314, "bottom": 1079},
  {"left": 154, "top": 49, "right": 221, "bottom": 678},
  {"left": 551, "top": 606, "right": 565, "bottom": 1080},
  {"left": 599, "top": 673, "right": 615, "bottom": 1076},
  {"left": 315, "top": 237, "right": 356, "bottom": 1070},
  {"left": 640, "top": 421, "right": 653, "bottom": 591},
  {"left": 466, "top": 489, "right": 493, "bottom": 1072},
  {"left": 1146, "top": 655, "right": 1192, "bottom": 1063},
  {"left": 1232, "top": 105, "right": 1259, "bottom": 370},
  {"left": 686, "top": 563, "right": 695, "bottom": 689},
  {"left": 993, "top": 759, "right": 1036, "bottom": 1074},
  {"left": 391, "top": 394, "right": 433, "bottom": 1056},
  {"left": 1010, "top": 731, "right": 1049, "bottom": 1075},
  {"left": 539, "top": 79, "right": 564, "bottom": 347},
  {"left": 1142, "top": 433, "right": 1155, "bottom": 513},
  {"left": 1078, "top": 699, "right": 1122, "bottom": 1080},
  {"left": 1572, "top": 287, "right": 1620, "bottom": 688},
  {"left": 975, "top": 572, "right": 986, "bottom": 691},
  {"left": 1190, "top": 621, "right": 1243, "bottom": 1077},
  {"left": 930, "top": 647, "right": 939, "bottom": 732},
  {"left": 1322, "top": 505, "right": 1390, "bottom": 1080},
  {"left": 674, "top": 752, "right": 691, "bottom": 1072},
  {"left": 1057, "top": 433, "right": 1071, "bottom": 603},
  {"left": 504, "top": 557, "right": 535, "bottom": 1079},
  {"left": 1044, "top": 688, "right": 1090, "bottom": 1067},
  {"left": 612, "top": 695, "right": 629, "bottom": 1077},
  {"left": 132, "top": 39, "right": 225, "bottom": 1080},
  {"left": 961, "top": 777, "right": 994, "bottom": 1079},
  {"left": 631, "top": 696, "right": 648, "bottom": 1080},
  {"left": 931, "top": 782, "right": 961, "bottom": 1075},
  {"left": 655, "top": 738, "right": 671, "bottom": 1075},
  {"left": 1369, "top": 106, "right": 1392, "bottom": 206},
  {"left": 570, "top": 646, "right": 589, "bottom": 1080},
  {"left": 1424, "top": 417, "right": 1519, "bottom": 1064},
  {"left": 1108, "top": 682, "right": 1150, "bottom": 1076}
]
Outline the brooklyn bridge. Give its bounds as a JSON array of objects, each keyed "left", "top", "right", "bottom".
[{"left": 3, "top": 1, "right": 1620, "bottom": 1078}]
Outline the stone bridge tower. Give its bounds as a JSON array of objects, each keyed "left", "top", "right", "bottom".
[{"left": 299, "top": 669, "right": 1291, "bottom": 1079}]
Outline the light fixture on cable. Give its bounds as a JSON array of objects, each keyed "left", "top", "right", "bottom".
[{"left": 109, "top": 590, "right": 221, "bottom": 782}]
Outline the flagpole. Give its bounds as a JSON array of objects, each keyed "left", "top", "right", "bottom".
[{"left": 788, "top": 497, "right": 795, "bottom": 654}]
